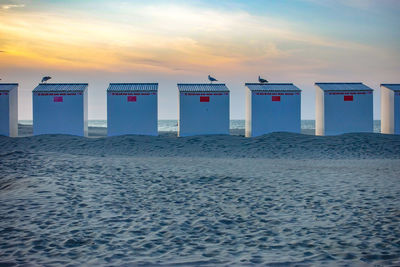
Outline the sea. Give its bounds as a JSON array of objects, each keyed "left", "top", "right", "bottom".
[{"left": 18, "top": 120, "right": 383, "bottom": 133}]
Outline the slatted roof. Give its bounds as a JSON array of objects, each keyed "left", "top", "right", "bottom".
[
  {"left": 381, "top": 84, "right": 400, "bottom": 92},
  {"left": 33, "top": 83, "right": 88, "bottom": 92},
  {"left": 0, "top": 83, "right": 18, "bottom": 92},
  {"left": 245, "top": 83, "right": 301, "bottom": 91},
  {"left": 315, "top": 83, "right": 372, "bottom": 91},
  {"left": 178, "top": 83, "right": 229, "bottom": 92},
  {"left": 107, "top": 83, "right": 158, "bottom": 92}
]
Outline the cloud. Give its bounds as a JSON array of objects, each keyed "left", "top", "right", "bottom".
[
  {"left": 302, "top": 0, "right": 400, "bottom": 10},
  {"left": 0, "top": 2, "right": 381, "bottom": 74},
  {"left": 1, "top": 4, "right": 25, "bottom": 10}
]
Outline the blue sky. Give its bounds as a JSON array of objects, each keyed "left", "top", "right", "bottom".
[{"left": 0, "top": 0, "right": 399, "bottom": 119}]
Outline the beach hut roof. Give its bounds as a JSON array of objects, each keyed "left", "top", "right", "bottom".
[
  {"left": 33, "top": 83, "right": 88, "bottom": 92},
  {"left": 381, "top": 84, "right": 400, "bottom": 92},
  {"left": 315, "top": 82, "right": 372, "bottom": 91},
  {"left": 0, "top": 83, "right": 18, "bottom": 92},
  {"left": 245, "top": 83, "right": 301, "bottom": 91},
  {"left": 107, "top": 83, "right": 158, "bottom": 92},
  {"left": 178, "top": 83, "right": 229, "bottom": 92}
]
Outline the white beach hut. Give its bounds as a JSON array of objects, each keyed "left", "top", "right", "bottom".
[
  {"left": 33, "top": 83, "right": 88, "bottom": 136},
  {"left": 380, "top": 84, "right": 400, "bottom": 134},
  {"left": 178, "top": 83, "right": 229, "bottom": 137},
  {"left": 315, "top": 82, "right": 373, "bottom": 136},
  {"left": 245, "top": 83, "right": 301, "bottom": 137},
  {"left": 107, "top": 83, "right": 158, "bottom": 136},
  {"left": 0, "top": 83, "right": 18, "bottom": 137}
]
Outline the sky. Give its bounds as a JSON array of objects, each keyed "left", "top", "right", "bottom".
[{"left": 0, "top": 0, "right": 399, "bottom": 119}]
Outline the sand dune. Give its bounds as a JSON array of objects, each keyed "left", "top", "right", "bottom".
[
  {"left": 1, "top": 124, "right": 400, "bottom": 265},
  {"left": 2, "top": 124, "right": 400, "bottom": 160}
]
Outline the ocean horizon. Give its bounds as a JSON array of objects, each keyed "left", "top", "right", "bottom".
[{"left": 18, "top": 120, "right": 383, "bottom": 133}]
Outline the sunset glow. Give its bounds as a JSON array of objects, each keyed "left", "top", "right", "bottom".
[{"left": 0, "top": 0, "right": 399, "bottom": 119}]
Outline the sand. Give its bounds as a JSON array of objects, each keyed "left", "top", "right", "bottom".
[
  {"left": 0, "top": 124, "right": 399, "bottom": 265},
  {"left": 6, "top": 124, "right": 400, "bottom": 159}
]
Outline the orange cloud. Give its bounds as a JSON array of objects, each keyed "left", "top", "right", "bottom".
[{"left": 0, "top": 4, "right": 375, "bottom": 74}]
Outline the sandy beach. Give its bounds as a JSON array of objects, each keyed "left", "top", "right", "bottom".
[{"left": 1, "top": 124, "right": 400, "bottom": 265}]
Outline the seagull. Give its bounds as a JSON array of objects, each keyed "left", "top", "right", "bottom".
[
  {"left": 208, "top": 75, "right": 217, "bottom": 83},
  {"left": 41, "top": 76, "right": 51, "bottom": 83},
  {"left": 258, "top": 76, "right": 268, "bottom": 84}
]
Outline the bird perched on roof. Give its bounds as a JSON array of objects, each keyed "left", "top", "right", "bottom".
[
  {"left": 41, "top": 76, "right": 51, "bottom": 83},
  {"left": 208, "top": 75, "right": 217, "bottom": 83},
  {"left": 258, "top": 76, "right": 268, "bottom": 84}
]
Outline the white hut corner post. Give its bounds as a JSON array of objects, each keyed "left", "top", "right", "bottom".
[
  {"left": 178, "top": 83, "right": 230, "bottom": 137},
  {"left": 245, "top": 83, "right": 301, "bottom": 137},
  {"left": 381, "top": 84, "right": 400, "bottom": 134},
  {"left": 32, "top": 83, "right": 88, "bottom": 136},
  {"left": 315, "top": 83, "right": 373, "bottom": 136},
  {"left": 107, "top": 83, "right": 158, "bottom": 136},
  {"left": 0, "top": 83, "right": 18, "bottom": 137}
]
